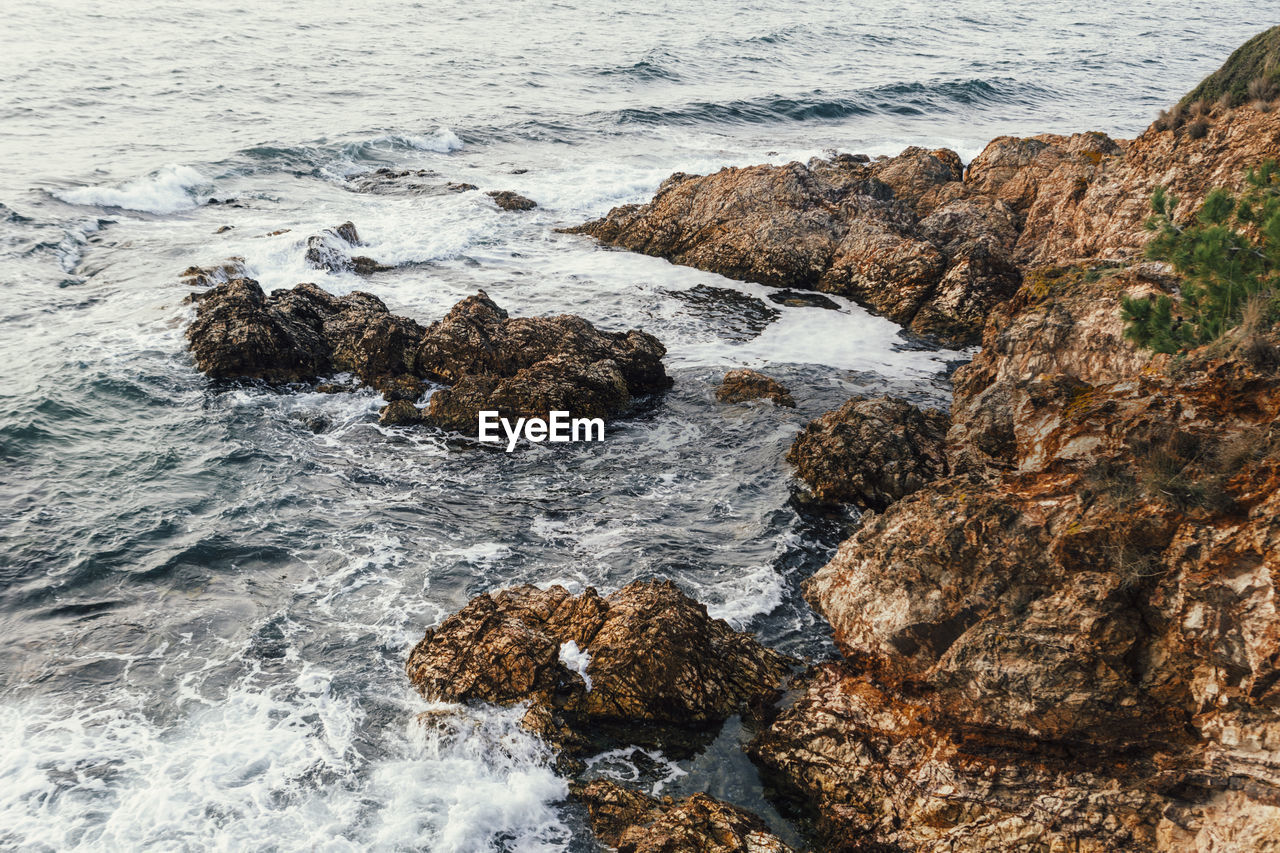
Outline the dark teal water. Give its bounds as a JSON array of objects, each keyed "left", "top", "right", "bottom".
[{"left": 0, "top": 2, "right": 1266, "bottom": 849}]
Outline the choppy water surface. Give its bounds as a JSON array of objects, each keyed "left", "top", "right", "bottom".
[{"left": 0, "top": 2, "right": 1265, "bottom": 849}]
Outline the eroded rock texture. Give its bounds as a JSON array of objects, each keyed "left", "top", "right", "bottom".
[
  {"left": 752, "top": 260, "right": 1280, "bottom": 851},
  {"left": 787, "top": 395, "right": 948, "bottom": 510},
  {"left": 567, "top": 149, "right": 1013, "bottom": 345},
  {"left": 716, "top": 369, "right": 796, "bottom": 407},
  {"left": 405, "top": 580, "right": 795, "bottom": 754},
  {"left": 576, "top": 779, "right": 795, "bottom": 853},
  {"left": 186, "top": 283, "right": 668, "bottom": 432}
]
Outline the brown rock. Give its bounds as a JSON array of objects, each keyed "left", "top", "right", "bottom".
[
  {"left": 486, "top": 190, "right": 537, "bottom": 211},
  {"left": 378, "top": 400, "right": 420, "bottom": 426},
  {"left": 186, "top": 282, "right": 668, "bottom": 434},
  {"left": 566, "top": 148, "right": 1013, "bottom": 345},
  {"left": 715, "top": 369, "right": 795, "bottom": 407},
  {"left": 304, "top": 221, "right": 391, "bottom": 275},
  {"left": 180, "top": 258, "right": 246, "bottom": 289},
  {"left": 576, "top": 780, "right": 794, "bottom": 853},
  {"left": 413, "top": 290, "right": 669, "bottom": 434},
  {"left": 786, "top": 396, "right": 948, "bottom": 510},
  {"left": 404, "top": 580, "right": 795, "bottom": 753}
]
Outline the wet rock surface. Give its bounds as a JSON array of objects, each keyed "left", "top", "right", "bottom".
[
  {"left": 186, "top": 282, "right": 669, "bottom": 433},
  {"left": 303, "top": 221, "right": 390, "bottom": 274},
  {"left": 575, "top": 779, "right": 795, "bottom": 853},
  {"left": 404, "top": 580, "right": 795, "bottom": 755},
  {"left": 486, "top": 189, "right": 537, "bottom": 211},
  {"left": 415, "top": 291, "right": 670, "bottom": 434},
  {"left": 715, "top": 369, "right": 795, "bottom": 407},
  {"left": 667, "top": 284, "right": 780, "bottom": 343},
  {"left": 566, "top": 148, "right": 1017, "bottom": 345},
  {"left": 786, "top": 395, "right": 948, "bottom": 509}
]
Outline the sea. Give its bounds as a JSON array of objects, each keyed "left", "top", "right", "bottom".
[{"left": 0, "top": 1, "right": 1265, "bottom": 849}]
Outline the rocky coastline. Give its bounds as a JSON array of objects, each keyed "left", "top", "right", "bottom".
[{"left": 180, "top": 28, "right": 1280, "bottom": 852}]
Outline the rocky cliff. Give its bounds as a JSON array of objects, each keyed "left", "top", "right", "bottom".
[{"left": 746, "top": 54, "right": 1280, "bottom": 853}]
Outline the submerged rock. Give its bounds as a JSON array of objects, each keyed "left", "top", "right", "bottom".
[
  {"left": 576, "top": 779, "right": 794, "bottom": 853},
  {"left": 715, "top": 369, "right": 795, "bottom": 407},
  {"left": 486, "top": 190, "right": 537, "bottom": 211},
  {"left": 765, "top": 290, "right": 840, "bottom": 310},
  {"left": 186, "top": 281, "right": 669, "bottom": 433},
  {"left": 404, "top": 580, "right": 795, "bottom": 754},
  {"left": 787, "top": 395, "right": 948, "bottom": 509},
  {"left": 668, "top": 284, "right": 780, "bottom": 343}
]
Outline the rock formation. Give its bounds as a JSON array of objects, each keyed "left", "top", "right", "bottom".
[
  {"left": 739, "top": 31, "right": 1280, "bottom": 852},
  {"left": 185, "top": 281, "right": 668, "bottom": 432},
  {"left": 405, "top": 580, "right": 795, "bottom": 755},
  {"left": 716, "top": 369, "right": 795, "bottom": 407},
  {"left": 564, "top": 148, "right": 1020, "bottom": 345},
  {"left": 787, "top": 395, "right": 948, "bottom": 509},
  {"left": 416, "top": 291, "right": 670, "bottom": 433},
  {"left": 303, "top": 221, "right": 390, "bottom": 274},
  {"left": 486, "top": 190, "right": 537, "bottom": 211},
  {"left": 575, "top": 779, "right": 794, "bottom": 853}
]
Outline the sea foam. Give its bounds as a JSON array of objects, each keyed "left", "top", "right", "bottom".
[{"left": 55, "top": 165, "right": 208, "bottom": 214}]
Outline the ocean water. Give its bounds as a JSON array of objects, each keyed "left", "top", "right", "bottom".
[{"left": 0, "top": 2, "right": 1265, "bottom": 849}]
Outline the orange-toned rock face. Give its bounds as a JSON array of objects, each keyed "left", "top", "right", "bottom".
[
  {"left": 757, "top": 256, "right": 1280, "bottom": 849},
  {"left": 405, "top": 580, "right": 795, "bottom": 754},
  {"left": 969, "top": 106, "right": 1280, "bottom": 266}
]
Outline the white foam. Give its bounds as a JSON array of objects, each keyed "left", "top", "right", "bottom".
[
  {"left": 0, "top": 691, "right": 569, "bottom": 852},
  {"left": 55, "top": 164, "right": 207, "bottom": 214},
  {"left": 703, "top": 564, "right": 787, "bottom": 630},
  {"left": 557, "top": 641, "right": 592, "bottom": 691},
  {"left": 397, "top": 127, "right": 464, "bottom": 153}
]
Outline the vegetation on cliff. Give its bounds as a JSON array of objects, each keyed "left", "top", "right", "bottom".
[
  {"left": 1122, "top": 160, "right": 1280, "bottom": 353},
  {"left": 1180, "top": 24, "right": 1280, "bottom": 108}
]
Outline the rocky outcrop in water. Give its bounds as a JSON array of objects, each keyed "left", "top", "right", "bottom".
[
  {"left": 416, "top": 291, "right": 670, "bottom": 433},
  {"left": 405, "top": 580, "right": 795, "bottom": 755},
  {"left": 303, "top": 221, "right": 390, "bottom": 275},
  {"left": 565, "top": 148, "right": 1019, "bottom": 345},
  {"left": 786, "top": 395, "right": 948, "bottom": 509},
  {"left": 715, "top": 369, "right": 795, "bottom": 407},
  {"left": 186, "top": 282, "right": 668, "bottom": 432},
  {"left": 733, "top": 33, "right": 1280, "bottom": 849},
  {"left": 486, "top": 190, "right": 537, "bottom": 211},
  {"left": 576, "top": 780, "right": 794, "bottom": 853}
]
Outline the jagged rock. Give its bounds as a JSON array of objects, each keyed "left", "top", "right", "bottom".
[
  {"left": 414, "top": 291, "right": 669, "bottom": 434},
  {"left": 774, "top": 265, "right": 1280, "bottom": 849},
  {"left": 715, "top": 370, "right": 795, "bottom": 407},
  {"left": 576, "top": 780, "right": 794, "bottom": 853},
  {"left": 486, "top": 190, "right": 537, "bottom": 211},
  {"left": 786, "top": 396, "right": 948, "bottom": 509},
  {"left": 446, "top": 182, "right": 478, "bottom": 192},
  {"left": 404, "top": 580, "right": 795, "bottom": 753},
  {"left": 304, "top": 221, "right": 390, "bottom": 274},
  {"left": 565, "top": 149, "right": 1014, "bottom": 345},
  {"left": 185, "top": 279, "right": 423, "bottom": 388},
  {"left": 749, "top": 663, "right": 1173, "bottom": 851},
  {"left": 186, "top": 282, "right": 669, "bottom": 433},
  {"left": 378, "top": 400, "right": 420, "bottom": 426}
]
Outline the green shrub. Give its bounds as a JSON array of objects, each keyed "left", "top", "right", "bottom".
[{"left": 1121, "top": 161, "right": 1280, "bottom": 353}]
